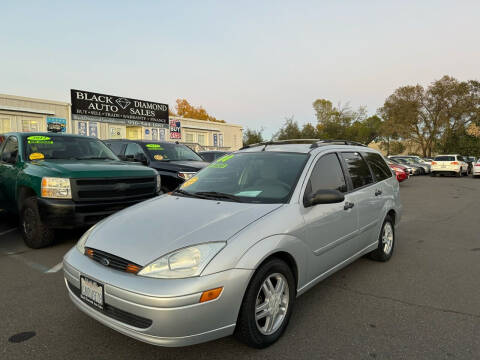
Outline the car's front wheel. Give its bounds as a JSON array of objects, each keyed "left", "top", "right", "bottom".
[
  {"left": 369, "top": 216, "right": 395, "bottom": 262},
  {"left": 235, "top": 258, "right": 295, "bottom": 348},
  {"left": 21, "top": 197, "right": 54, "bottom": 249}
]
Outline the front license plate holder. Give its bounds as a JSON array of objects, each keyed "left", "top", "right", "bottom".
[{"left": 80, "top": 275, "right": 104, "bottom": 310}]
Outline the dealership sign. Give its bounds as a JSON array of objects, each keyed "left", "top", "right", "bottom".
[
  {"left": 71, "top": 89, "right": 169, "bottom": 128},
  {"left": 170, "top": 119, "right": 181, "bottom": 139}
]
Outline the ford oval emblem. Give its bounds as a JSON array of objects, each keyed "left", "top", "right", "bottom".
[{"left": 100, "top": 257, "right": 110, "bottom": 266}]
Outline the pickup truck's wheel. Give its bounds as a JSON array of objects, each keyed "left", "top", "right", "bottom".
[
  {"left": 235, "top": 258, "right": 295, "bottom": 348},
  {"left": 21, "top": 197, "right": 54, "bottom": 248},
  {"left": 369, "top": 215, "right": 395, "bottom": 262}
]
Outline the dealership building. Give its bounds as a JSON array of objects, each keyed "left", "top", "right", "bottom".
[{"left": 0, "top": 92, "right": 243, "bottom": 151}]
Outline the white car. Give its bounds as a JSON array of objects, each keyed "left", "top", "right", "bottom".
[
  {"left": 431, "top": 155, "right": 468, "bottom": 177},
  {"left": 473, "top": 159, "right": 480, "bottom": 178}
]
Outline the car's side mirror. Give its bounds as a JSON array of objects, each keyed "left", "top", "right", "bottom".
[
  {"left": 134, "top": 153, "right": 148, "bottom": 164},
  {"left": 304, "top": 189, "right": 345, "bottom": 207},
  {"left": 2, "top": 152, "right": 17, "bottom": 164}
]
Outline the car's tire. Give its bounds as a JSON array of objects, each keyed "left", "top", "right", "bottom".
[
  {"left": 235, "top": 258, "right": 295, "bottom": 349},
  {"left": 369, "top": 215, "right": 395, "bottom": 262},
  {"left": 430, "top": 172, "right": 436, "bottom": 177},
  {"left": 20, "top": 197, "right": 54, "bottom": 249}
]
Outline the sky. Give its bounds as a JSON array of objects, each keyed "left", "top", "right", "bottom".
[{"left": 1, "top": 0, "right": 479, "bottom": 138}]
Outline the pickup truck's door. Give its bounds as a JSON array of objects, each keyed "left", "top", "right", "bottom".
[{"left": 0, "top": 136, "right": 20, "bottom": 211}]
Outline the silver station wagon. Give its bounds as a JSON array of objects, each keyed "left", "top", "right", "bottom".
[{"left": 63, "top": 139, "right": 402, "bottom": 348}]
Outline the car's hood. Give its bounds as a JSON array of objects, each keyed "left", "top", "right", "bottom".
[
  {"left": 28, "top": 159, "right": 155, "bottom": 178},
  {"left": 86, "top": 195, "right": 283, "bottom": 266},
  {"left": 149, "top": 160, "right": 209, "bottom": 173}
]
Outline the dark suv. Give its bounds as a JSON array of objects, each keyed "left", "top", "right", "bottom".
[{"left": 104, "top": 140, "right": 209, "bottom": 192}]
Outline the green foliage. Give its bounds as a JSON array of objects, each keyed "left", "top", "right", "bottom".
[
  {"left": 243, "top": 128, "right": 264, "bottom": 146},
  {"left": 276, "top": 117, "right": 302, "bottom": 140}
]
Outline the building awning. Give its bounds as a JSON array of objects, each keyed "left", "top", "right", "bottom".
[{"left": 0, "top": 105, "right": 55, "bottom": 115}]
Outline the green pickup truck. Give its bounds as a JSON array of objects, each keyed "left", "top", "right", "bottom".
[{"left": 0, "top": 133, "right": 160, "bottom": 248}]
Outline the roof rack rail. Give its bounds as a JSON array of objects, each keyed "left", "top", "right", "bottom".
[
  {"left": 310, "top": 139, "right": 367, "bottom": 148},
  {"left": 240, "top": 139, "right": 318, "bottom": 149},
  {"left": 240, "top": 139, "right": 367, "bottom": 150}
]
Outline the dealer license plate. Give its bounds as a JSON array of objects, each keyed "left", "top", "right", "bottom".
[{"left": 80, "top": 276, "right": 104, "bottom": 310}]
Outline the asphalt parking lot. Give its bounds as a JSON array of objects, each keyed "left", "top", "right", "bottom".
[{"left": 1, "top": 176, "right": 479, "bottom": 359}]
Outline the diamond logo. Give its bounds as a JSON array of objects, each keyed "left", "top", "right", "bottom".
[{"left": 115, "top": 98, "right": 131, "bottom": 109}]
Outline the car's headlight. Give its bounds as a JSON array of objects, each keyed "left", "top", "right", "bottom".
[
  {"left": 41, "top": 177, "right": 71, "bottom": 199},
  {"left": 138, "top": 242, "right": 226, "bottom": 279},
  {"left": 76, "top": 226, "right": 96, "bottom": 254},
  {"left": 178, "top": 172, "right": 196, "bottom": 180},
  {"left": 155, "top": 174, "right": 161, "bottom": 193}
]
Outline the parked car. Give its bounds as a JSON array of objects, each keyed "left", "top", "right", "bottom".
[
  {"left": 431, "top": 155, "right": 468, "bottom": 177},
  {"left": 389, "top": 156, "right": 430, "bottom": 174},
  {"left": 64, "top": 139, "right": 401, "bottom": 348},
  {"left": 472, "top": 158, "right": 480, "bottom": 178},
  {"left": 389, "top": 158, "right": 420, "bottom": 175},
  {"left": 387, "top": 162, "right": 409, "bottom": 182},
  {"left": 199, "top": 150, "right": 229, "bottom": 162},
  {"left": 104, "top": 140, "right": 209, "bottom": 192},
  {"left": 0, "top": 133, "right": 160, "bottom": 248}
]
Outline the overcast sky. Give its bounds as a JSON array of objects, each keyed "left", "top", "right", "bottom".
[{"left": 2, "top": 0, "right": 479, "bottom": 137}]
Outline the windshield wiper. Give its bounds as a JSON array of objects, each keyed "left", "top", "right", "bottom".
[
  {"left": 75, "top": 156, "right": 113, "bottom": 160},
  {"left": 172, "top": 189, "right": 207, "bottom": 199},
  {"left": 193, "top": 191, "right": 242, "bottom": 202}
]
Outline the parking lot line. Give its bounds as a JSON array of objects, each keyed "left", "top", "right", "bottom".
[
  {"left": 0, "top": 228, "right": 17, "bottom": 236},
  {"left": 8, "top": 253, "right": 50, "bottom": 273},
  {"left": 45, "top": 262, "right": 63, "bottom": 273}
]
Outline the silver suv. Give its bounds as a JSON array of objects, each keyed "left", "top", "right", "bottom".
[{"left": 63, "top": 140, "right": 402, "bottom": 349}]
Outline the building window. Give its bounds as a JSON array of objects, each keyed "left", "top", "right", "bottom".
[
  {"left": 22, "top": 118, "right": 40, "bottom": 132},
  {"left": 186, "top": 133, "right": 194, "bottom": 143},
  {"left": 197, "top": 134, "right": 205, "bottom": 145},
  {"left": 218, "top": 133, "right": 224, "bottom": 147},
  {"left": 0, "top": 117, "right": 11, "bottom": 133}
]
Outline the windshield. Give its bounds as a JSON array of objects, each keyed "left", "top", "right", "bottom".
[
  {"left": 175, "top": 152, "right": 309, "bottom": 204},
  {"left": 142, "top": 143, "right": 203, "bottom": 161},
  {"left": 24, "top": 135, "right": 118, "bottom": 161}
]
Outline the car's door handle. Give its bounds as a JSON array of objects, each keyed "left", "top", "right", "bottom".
[
  {"left": 375, "top": 189, "right": 382, "bottom": 196},
  {"left": 344, "top": 202, "right": 354, "bottom": 210}
]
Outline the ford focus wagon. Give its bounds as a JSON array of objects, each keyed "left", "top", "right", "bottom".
[{"left": 63, "top": 139, "right": 401, "bottom": 348}]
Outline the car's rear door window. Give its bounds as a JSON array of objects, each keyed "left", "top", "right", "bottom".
[
  {"left": 363, "top": 152, "right": 392, "bottom": 182},
  {"left": 340, "top": 152, "right": 374, "bottom": 189}
]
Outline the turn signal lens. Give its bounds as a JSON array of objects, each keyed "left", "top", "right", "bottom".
[
  {"left": 431, "top": 161, "right": 437, "bottom": 165},
  {"left": 86, "top": 248, "right": 94, "bottom": 258},
  {"left": 126, "top": 264, "right": 141, "bottom": 274},
  {"left": 199, "top": 287, "right": 223, "bottom": 303}
]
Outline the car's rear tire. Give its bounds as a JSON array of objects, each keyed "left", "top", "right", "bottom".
[
  {"left": 20, "top": 197, "right": 54, "bottom": 249},
  {"left": 369, "top": 216, "right": 395, "bottom": 262},
  {"left": 430, "top": 172, "right": 436, "bottom": 177},
  {"left": 235, "top": 258, "right": 295, "bottom": 348}
]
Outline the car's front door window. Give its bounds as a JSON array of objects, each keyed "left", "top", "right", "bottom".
[{"left": 0, "top": 136, "right": 18, "bottom": 164}]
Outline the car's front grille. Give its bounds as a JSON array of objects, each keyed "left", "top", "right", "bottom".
[
  {"left": 71, "top": 177, "right": 156, "bottom": 202},
  {"left": 85, "top": 247, "right": 142, "bottom": 274},
  {"left": 67, "top": 281, "right": 152, "bottom": 329}
]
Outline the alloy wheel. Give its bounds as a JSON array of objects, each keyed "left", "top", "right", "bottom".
[
  {"left": 255, "top": 273, "right": 290, "bottom": 336},
  {"left": 382, "top": 222, "right": 394, "bottom": 254}
]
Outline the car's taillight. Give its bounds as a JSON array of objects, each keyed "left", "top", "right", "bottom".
[
  {"left": 451, "top": 161, "right": 459, "bottom": 165},
  {"left": 431, "top": 161, "right": 437, "bottom": 165},
  {"left": 475, "top": 164, "right": 480, "bottom": 167}
]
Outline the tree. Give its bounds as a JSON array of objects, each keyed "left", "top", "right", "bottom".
[
  {"left": 379, "top": 76, "right": 480, "bottom": 157},
  {"left": 275, "top": 117, "right": 302, "bottom": 140},
  {"left": 301, "top": 123, "right": 317, "bottom": 139},
  {"left": 175, "top": 99, "right": 225, "bottom": 123},
  {"left": 243, "top": 128, "right": 264, "bottom": 146}
]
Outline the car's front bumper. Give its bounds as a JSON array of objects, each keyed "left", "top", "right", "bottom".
[
  {"left": 63, "top": 248, "right": 253, "bottom": 347},
  {"left": 37, "top": 196, "right": 154, "bottom": 229}
]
